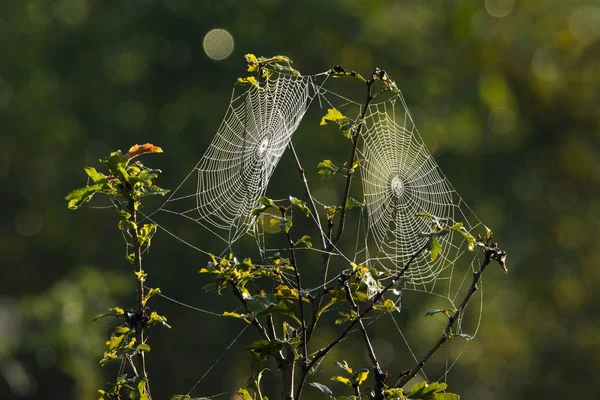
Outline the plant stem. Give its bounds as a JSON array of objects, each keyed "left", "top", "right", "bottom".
[
  {"left": 296, "top": 241, "right": 429, "bottom": 398},
  {"left": 307, "top": 77, "right": 375, "bottom": 342},
  {"left": 394, "top": 249, "right": 495, "bottom": 389},
  {"left": 129, "top": 198, "right": 149, "bottom": 396},
  {"left": 342, "top": 275, "right": 386, "bottom": 396},
  {"left": 287, "top": 141, "right": 327, "bottom": 250}
]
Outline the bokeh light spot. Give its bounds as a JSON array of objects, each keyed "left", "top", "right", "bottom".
[
  {"left": 485, "top": 0, "right": 515, "bottom": 18},
  {"left": 568, "top": 6, "right": 600, "bottom": 44},
  {"left": 203, "top": 29, "right": 234, "bottom": 60},
  {"left": 488, "top": 106, "right": 516, "bottom": 135},
  {"left": 532, "top": 46, "right": 560, "bottom": 82}
]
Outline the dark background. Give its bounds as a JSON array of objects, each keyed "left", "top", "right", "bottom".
[{"left": 2, "top": 0, "right": 599, "bottom": 399}]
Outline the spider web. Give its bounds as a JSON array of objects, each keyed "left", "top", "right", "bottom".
[
  {"left": 146, "top": 70, "right": 490, "bottom": 396},
  {"left": 159, "top": 71, "right": 322, "bottom": 245},
  {"left": 357, "top": 97, "right": 485, "bottom": 297}
]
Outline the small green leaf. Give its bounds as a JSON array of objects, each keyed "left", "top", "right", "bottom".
[
  {"left": 109, "top": 307, "right": 125, "bottom": 315},
  {"left": 147, "top": 311, "right": 171, "bottom": 328},
  {"left": 65, "top": 184, "right": 104, "bottom": 209},
  {"left": 298, "top": 235, "right": 312, "bottom": 248},
  {"left": 289, "top": 196, "right": 311, "bottom": 217},
  {"left": 335, "top": 360, "right": 353, "bottom": 374},
  {"left": 280, "top": 218, "right": 293, "bottom": 234},
  {"left": 136, "top": 343, "right": 151, "bottom": 352},
  {"left": 84, "top": 166, "right": 107, "bottom": 183},
  {"left": 317, "top": 159, "right": 340, "bottom": 181},
  {"left": 373, "top": 299, "right": 399, "bottom": 312},
  {"left": 237, "top": 388, "right": 252, "bottom": 400},
  {"left": 416, "top": 211, "right": 433, "bottom": 220},
  {"left": 259, "top": 196, "right": 277, "bottom": 208},
  {"left": 345, "top": 197, "right": 364, "bottom": 209},
  {"left": 237, "top": 76, "right": 260, "bottom": 90},
  {"left": 429, "top": 237, "right": 442, "bottom": 261},
  {"left": 309, "top": 382, "right": 333, "bottom": 397},
  {"left": 331, "top": 375, "right": 352, "bottom": 386},
  {"left": 143, "top": 287, "right": 161, "bottom": 306},
  {"left": 354, "top": 368, "right": 369, "bottom": 385},
  {"left": 320, "top": 108, "right": 352, "bottom": 126}
]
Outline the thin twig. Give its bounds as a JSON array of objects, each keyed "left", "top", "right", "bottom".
[
  {"left": 342, "top": 275, "right": 387, "bottom": 395},
  {"left": 394, "top": 247, "right": 502, "bottom": 389},
  {"left": 280, "top": 208, "right": 309, "bottom": 365},
  {"left": 129, "top": 198, "right": 149, "bottom": 395},
  {"left": 296, "top": 241, "right": 429, "bottom": 398},
  {"left": 287, "top": 140, "right": 327, "bottom": 250},
  {"left": 307, "top": 77, "right": 375, "bottom": 341}
]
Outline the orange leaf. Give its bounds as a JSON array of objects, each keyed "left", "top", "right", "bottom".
[{"left": 126, "top": 143, "right": 163, "bottom": 160}]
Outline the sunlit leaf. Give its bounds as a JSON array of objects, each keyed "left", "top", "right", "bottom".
[
  {"left": 429, "top": 237, "right": 442, "bottom": 261},
  {"left": 331, "top": 375, "right": 352, "bottom": 386},
  {"left": 320, "top": 108, "right": 352, "bottom": 126},
  {"left": 354, "top": 368, "right": 369, "bottom": 385}
]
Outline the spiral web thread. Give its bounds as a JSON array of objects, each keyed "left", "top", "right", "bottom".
[
  {"left": 160, "top": 72, "right": 318, "bottom": 244},
  {"left": 356, "top": 97, "right": 485, "bottom": 304},
  {"left": 149, "top": 74, "right": 489, "bottom": 394}
]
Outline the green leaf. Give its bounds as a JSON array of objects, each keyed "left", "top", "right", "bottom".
[
  {"left": 298, "top": 235, "right": 313, "bottom": 248},
  {"left": 345, "top": 197, "right": 364, "bottom": 209},
  {"left": 340, "top": 122, "right": 356, "bottom": 138},
  {"left": 331, "top": 375, "right": 352, "bottom": 386},
  {"left": 289, "top": 196, "right": 311, "bottom": 217},
  {"left": 415, "top": 211, "right": 433, "bottom": 220},
  {"left": 109, "top": 307, "right": 125, "bottom": 315},
  {"left": 429, "top": 237, "right": 442, "bottom": 261},
  {"left": 335, "top": 360, "right": 353, "bottom": 374},
  {"left": 84, "top": 166, "right": 107, "bottom": 183},
  {"left": 450, "top": 223, "right": 476, "bottom": 251},
  {"left": 65, "top": 184, "right": 104, "bottom": 209},
  {"left": 237, "top": 76, "right": 261, "bottom": 90},
  {"left": 147, "top": 311, "right": 171, "bottom": 328},
  {"left": 309, "top": 382, "right": 333, "bottom": 397},
  {"left": 405, "top": 381, "right": 457, "bottom": 400},
  {"left": 259, "top": 196, "right": 277, "bottom": 208},
  {"left": 143, "top": 287, "right": 161, "bottom": 307},
  {"left": 246, "top": 340, "right": 284, "bottom": 361},
  {"left": 320, "top": 108, "right": 352, "bottom": 126},
  {"left": 433, "top": 393, "right": 460, "bottom": 400},
  {"left": 373, "top": 299, "right": 399, "bottom": 313},
  {"left": 317, "top": 159, "right": 340, "bottom": 181},
  {"left": 280, "top": 218, "right": 293, "bottom": 234},
  {"left": 136, "top": 343, "right": 151, "bottom": 352},
  {"left": 237, "top": 388, "right": 252, "bottom": 400},
  {"left": 354, "top": 368, "right": 369, "bottom": 385},
  {"left": 325, "top": 205, "right": 342, "bottom": 221}
]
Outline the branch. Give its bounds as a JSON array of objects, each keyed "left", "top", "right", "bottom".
[
  {"left": 129, "top": 198, "right": 149, "bottom": 395},
  {"left": 307, "top": 76, "right": 375, "bottom": 341},
  {"left": 341, "top": 274, "right": 387, "bottom": 395},
  {"left": 296, "top": 242, "right": 429, "bottom": 398},
  {"left": 229, "top": 281, "right": 272, "bottom": 344},
  {"left": 394, "top": 246, "right": 505, "bottom": 389},
  {"left": 287, "top": 141, "right": 327, "bottom": 250},
  {"left": 280, "top": 208, "right": 309, "bottom": 366}
]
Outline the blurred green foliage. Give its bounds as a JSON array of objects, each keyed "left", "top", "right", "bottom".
[{"left": 2, "top": 0, "right": 599, "bottom": 399}]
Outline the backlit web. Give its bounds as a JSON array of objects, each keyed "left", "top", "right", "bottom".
[
  {"left": 357, "top": 98, "right": 484, "bottom": 295},
  {"left": 146, "top": 68, "right": 490, "bottom": 396},
  {"left": 160, "top": 72, "right": 319, "bottom": 244}
]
